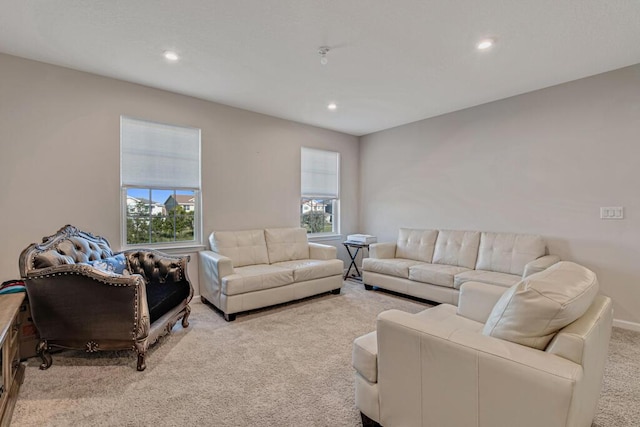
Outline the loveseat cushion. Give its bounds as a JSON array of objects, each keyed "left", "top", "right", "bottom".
[
  {"left": 353, "top": 331, "right": 378, "bottom": 383},
  {"left": 146, "top": 280, "right": 191, "bottom": 323},
  {"left": 413, "top": 303, "right": 484, "bottom": 333},
  {"left": 482, "top": 261, "right": 599, "bottom": 350},
  {"left": 409, "top": 264, "right": 470, "bottom": 288},
  {"left": 86, "top": 253, "right": 129, "bottom": 275},
  {"left": 432, "top": 230, "right": 480, "bottom": 269},
  {"left": 265, "top": 228, "right": 310, "bottom": 264},
  {"left": 395, "top": 228, "right": 438, "bottom": 262},
  {"left": 476, "top": 232, "right": 546, "bottom": 276},
  {"left": 453, "top": 269, "right": 521, "bottom": 289},
  {"left": 209, "top": 229, "right": 269, "bottom": 268},
  {"left": 273, "top": 259, "right": 343, "bottom": 282},
  {"left": 32, "top": 236, "right": 114, "bottom": 268},
  {"left": 362, "top": 258, "right": 422, "bottom": 279},
  {"left": 222, "top": 264, "right": 294, "bottom": 296}
]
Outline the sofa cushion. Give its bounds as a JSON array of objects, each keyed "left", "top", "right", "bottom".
[
  {"left": 432, "top": 230, "right": 480, "bottom": 269},
  {"left": 362, "top": 258, "right": 422, "bottom": 279},
  {"left": 353, "top": 331, "right": 378, "bottom": 383},
  {"left": 476, "top": 232, "right": 546, "bottom": 276},
  {"left": 409, "top": 264, "right": 470, "bottom": 288},
  {"left": 414, "top": 304, "right": 484, "bottom": 333},
  {"left": 395, "top": 228, "right": 438, "bottom": 262},
  {"left": 273, "top": 259, "right": 343, "bottom": 282},
  {"left": 265, "top": 228, "right": 310, "bottom": 264},
  {"left": 483, "top": 261, "right": 599, "bottom": 350},
  {"left": 453, "top": 269, "right": 521, "bottom": 290},
  {"left": 209, "top": 230, "right": 269, "bottom": 268},
  {"left": 86, "top": 253, "right": 129, "bottom": 275},
  {"left": 222, "top": 264, "right": 294, "bottom": 296},
  {"left": 146, "top": 280, "right": 191, "bottom": 323}
]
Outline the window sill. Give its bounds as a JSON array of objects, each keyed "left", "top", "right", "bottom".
[{"left": 308, "top": 234, "right": 344, "bottom": 243}]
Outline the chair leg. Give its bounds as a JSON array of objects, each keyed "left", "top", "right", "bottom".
[
  {"left": 224, "top": 313, "right": 236, "bottom": 322},
  {"left": 181, "top": 305, "right": 191, "bottom": 328},
  {"left": 360, "top": 412, "right": 381, "bottom": 427},
  {"left": 137, "top": 352, "right": 147, "bottom": 371},
  {"left": 36, "top": 339, "right": 52, "bottom": 370},
  {"left": 364, "top": 284, "right": 374, "bottom": 290}
]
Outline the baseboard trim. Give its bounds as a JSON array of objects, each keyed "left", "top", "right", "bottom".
[{"left": 613, "top": 318, "right": 640, "bottom": 332}]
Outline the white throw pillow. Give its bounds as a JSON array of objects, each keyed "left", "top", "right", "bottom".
[{"left": 482, "top": 261, "right": 599, "bottom": 350}]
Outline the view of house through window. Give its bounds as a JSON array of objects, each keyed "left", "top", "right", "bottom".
[
  {"left": 301, "top": 198, "right": 335, "bottom": 234},
  {"left": 126, "top": 188, "right": 197, "bottom": 244},
  {"left": 121, "top": 116, "right": 201, "bottom": 247},
  {"left": 301, "top": 147, "right": 339, "bottom": 235}
]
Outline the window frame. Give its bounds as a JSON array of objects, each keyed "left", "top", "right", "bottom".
[
  {"left": 300, "top": 147, "right": 340, "bottom": 238},
  {"left": 121, "top": 186, "right": 203, "bottom": 250},
  {"left": 120, "top": 116, "right": 203, "bottom": 250}
]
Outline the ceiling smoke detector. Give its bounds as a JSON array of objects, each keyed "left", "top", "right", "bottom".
[{"left": 318, "top": 46, "right": 330, "bottom": 65}]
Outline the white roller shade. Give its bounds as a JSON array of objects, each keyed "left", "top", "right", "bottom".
[
  {"left": 301, "top": 147, "right": 339, "bottom": 198},
  {"left": 121, "top": 117, "right": 201, "bottom": 188}
]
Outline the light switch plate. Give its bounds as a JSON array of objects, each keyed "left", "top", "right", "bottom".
[{"left": 600, "top": 207, "right": 624, "bottom": 219}]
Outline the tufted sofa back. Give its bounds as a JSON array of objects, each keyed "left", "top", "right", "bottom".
[
  {"left": 264, "top": 227, "right": 310, "bottom": 264},
  {"left": 209, "top": 229, "right": 269, "bottom": 267},
  {"left": 20, "top": 225, "right": 113, "bottom": 274},
  {"left": 432, "top": 230, "right": 481, "bottom": 269},
  {"left": 395, "top": 228, "right": 438, "bottom": 262},
  {"left": 19, "top": 225, "right": 186, "bottom": 284},
  {"left": 476, "top": 232, "right": 546, "bottom": 276},
  {"left": 125, "top": 250, "right": 184, "bottom": 283}
]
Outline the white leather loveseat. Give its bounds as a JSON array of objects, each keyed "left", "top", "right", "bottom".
[
  {"left": 353, "top": 261, "right": 613, "bottom": 427},
  {"left": 363, "top": 228, "right": 559, "bottom": 305},
  {"left": 198, "top": 227, "right": 343, "bottom": 321}
]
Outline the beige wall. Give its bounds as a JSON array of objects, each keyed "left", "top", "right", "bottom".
[
  {"left": 0, "top": 53, "right": 359, "bottom": 295},
  {"left": 360, "top": 64, "right": 640, "bottom": 326},
  {"left": 4, "top": 51, "right": 638, "bottom": 327}
]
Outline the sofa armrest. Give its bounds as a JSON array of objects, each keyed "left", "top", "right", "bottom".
[
  {"left": 456, "top": 282, "right": 507, "bottom": 323},
  {"left": 376, "top": 309, "right": 581, "bottom": 427},
  {"left": 523, "top": 254, "right": 560, "bottom": 277},
  {"left": 198, "top": 251, "right": 234, "bottom": 302},
  {"left": 309, "top": 242, "right": 337, "bottom": 260},
  {"left": 369, "top": 242, "right": 396, "bottom": 259}
]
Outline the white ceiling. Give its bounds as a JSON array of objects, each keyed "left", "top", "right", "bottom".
[{"left": 1, "top": 1, "right": 639, "bottom": 136}]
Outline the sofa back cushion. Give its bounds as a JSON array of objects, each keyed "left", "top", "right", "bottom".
[
  {"left": 209, "top": 230, "right": 269, "bottom": 268},
  {"left": 395, "top": 228, "right": 438, "bottom": 262},
  {"left": 476, "top": 232, "right": 546, "bottom": 276},
  {"left": 31, "top": 237, "right": 113, "bottom": 269},
  {"left": 432, "top": 230, "right": 480, "bottom": 269},
  {"left": 265, "top": 227, "right": 310, "bottom": 263},
  {"left": 482, "top": 261, "right": 599, "bottom": 350}
]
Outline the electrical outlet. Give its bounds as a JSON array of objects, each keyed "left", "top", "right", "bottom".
[{"left": 600, "top": 207, "right": 624, "bottom": 219}]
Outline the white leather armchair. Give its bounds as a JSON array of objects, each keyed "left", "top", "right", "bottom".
[{"left": 353, "top": 262, "right": 613, "bottom": 427}]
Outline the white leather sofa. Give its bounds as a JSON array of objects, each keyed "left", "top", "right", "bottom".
[
  {"left": 353, "top": 261, "right": 613, "bottom": 427},
  {"left": 198, "top": 227, "right": 343, "bottom": 321},
  {"left": 363, "top": 228, "right": 560, "bottom": 305}
]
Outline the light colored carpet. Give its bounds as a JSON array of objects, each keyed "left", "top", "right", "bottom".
[{"left": 11, "top": 281, "right": 640, "bottom": 426}]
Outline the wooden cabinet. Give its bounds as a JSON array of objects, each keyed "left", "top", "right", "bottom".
[{"left": 0, "top": 293, "right": 25, "bottom": 426}]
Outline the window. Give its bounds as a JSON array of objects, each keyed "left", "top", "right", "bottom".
[
  {"left": 121, "top": 117, "right": 201, "bottom": 247},
  {"left": 301, "top": 147, "right": 339, "bottom": 235}
]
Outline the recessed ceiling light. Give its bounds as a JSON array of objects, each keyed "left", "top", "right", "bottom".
[
  {"left": 477, "top": 39, "right": 494, "bottom": 50},
  {"left": 327, "top": 103, "right": 337, "bottom": 110},
  {"left": 164, "top": 51, "right": 179, "bottom": 61}
]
